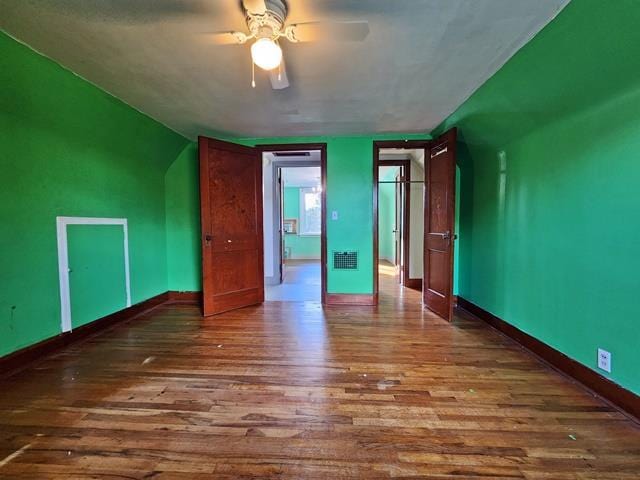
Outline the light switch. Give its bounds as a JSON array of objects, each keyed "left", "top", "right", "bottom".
[{"left": 331, "top": 210, "right": 339, "bottom": 220}]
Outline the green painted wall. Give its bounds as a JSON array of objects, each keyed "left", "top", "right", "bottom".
[
  {"left": 378, "top": 168, "right": 398, "bottom": 264},
  {"left": 283, "top": 187, "right": 321, "bottom": 259},
  {"left": 166, "top": 143, "right": 201, "bottom": 291},
  {"left": 68, "top": 225, "right": 126, "bottom": 328},
  {"left": 434, "top": 0, "right": 640, "bottom": 394},
  {"left": 0, "top": 32, "right": 188, "bottom": 357},
  {"left": 165, "top": 134, "right": 431, "bottom": 295}
]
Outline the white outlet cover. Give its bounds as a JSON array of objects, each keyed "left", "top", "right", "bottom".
[
  {"left": 597, "top": 348, "right": 611, "bottom": 373},
  {"left": 332, "top": 211, "right": 339, "bottom": 220}
]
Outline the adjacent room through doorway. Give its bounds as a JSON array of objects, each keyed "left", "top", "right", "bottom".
[
  {"left": 378, "top": 164, "right": 403, "bottom": 279},
  {"left": 262, "top": 149, "right": 325, "bottom": 302},
  {"left": 376, "top": 147, "right": 426, "bottom": 302}
]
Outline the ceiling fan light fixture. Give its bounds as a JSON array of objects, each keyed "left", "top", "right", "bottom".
[{"left": 251, "top": 38, "right": 282, "bottom": 70}]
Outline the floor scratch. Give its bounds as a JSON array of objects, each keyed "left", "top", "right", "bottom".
[{"left": 0, "top": 443, "right": 31, "bottom": 469}]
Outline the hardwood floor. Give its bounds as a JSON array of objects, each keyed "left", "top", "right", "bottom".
[{"left": 0, "top": 276, "right": 639, "bottom": 478}]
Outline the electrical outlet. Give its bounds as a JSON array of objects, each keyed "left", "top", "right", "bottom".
[{"left": 597, "top": 348, "right": 611, "bottom": 373}]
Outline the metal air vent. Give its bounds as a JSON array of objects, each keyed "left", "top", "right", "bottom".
[{"left": 333, "top": 251, "right": 358, "bottom": 270}]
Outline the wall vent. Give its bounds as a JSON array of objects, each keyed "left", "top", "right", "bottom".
[
  {"left": 333, "top": 251, "right": 358, "bottom": 270},
  {"left": 273, "top": 151, "right": 310, "bottom": 157}
]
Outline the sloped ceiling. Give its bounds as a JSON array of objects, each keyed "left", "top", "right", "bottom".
[{"left": 0, "top": 0, "right": 569, "bottom": 139}]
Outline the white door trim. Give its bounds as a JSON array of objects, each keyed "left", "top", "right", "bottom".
[{"left": 56, "top": 216, "right": 131, "bottom": 333}]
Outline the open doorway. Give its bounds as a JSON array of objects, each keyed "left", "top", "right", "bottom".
[
  {"left": 272, "top": 165, "right": 322, "bottom": 300},
  {"left": 260, "top": 145, "right": 327, "bottom": 302},
  {"left": 374, "top": 142, "right": 428, "bottom": 303},
  {"left": 373, "top": 131, "right": 458, "bottom": 320},
  {"left": 378, "top": 163, "right": 407, "bottom": 284}
]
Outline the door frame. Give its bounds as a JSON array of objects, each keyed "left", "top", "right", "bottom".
[
  {"left": 56, "top": 216, "right": 131, "bottom": 333},
  {"left": 376, "top": 159, "right": 410, "bottom": 284},
  {"left": 271, "top": 160, "right": 322, "bottom": 283},
  {"left": 257, "top": 143, "right": 328, "bottom": 304},
  {"left": 373, "top": 140, "right": 430, "bottom": 303}
]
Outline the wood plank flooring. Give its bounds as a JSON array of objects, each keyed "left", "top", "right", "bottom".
[{"left": 0, "top": 274, "right": 638, "bottom": 478}]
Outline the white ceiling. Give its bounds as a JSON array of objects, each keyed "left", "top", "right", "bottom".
[
  {"left": 282, "top": 166, "right": 321, "bottom": 187},
  {"left": 380, "top": 148, "right": 425, "bottom": 170},
  {"left": 0, "top": 0, "right": 569, "bottom": 140}
]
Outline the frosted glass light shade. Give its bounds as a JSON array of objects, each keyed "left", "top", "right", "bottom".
[{"left": 251, "top": 38, "right": 282, "bottom": 71}]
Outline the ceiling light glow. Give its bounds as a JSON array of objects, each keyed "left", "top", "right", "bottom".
[{"left": 251, "top": 38, "right": 282, "bottom": 70}]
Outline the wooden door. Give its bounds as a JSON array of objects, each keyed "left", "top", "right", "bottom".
[
  {"left": 199, "top": 136, "right": 264, "bottom": 316},
  {"left": 423, "top": 128, "right": 457, "bottom": 321}
]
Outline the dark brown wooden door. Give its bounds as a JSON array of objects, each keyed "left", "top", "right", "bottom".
[
  {"left": 423, "top": 128, "right": 457, "bottom": 321},
  {"left": 199, "top": 136, "right": 264, "bottom": 316}
]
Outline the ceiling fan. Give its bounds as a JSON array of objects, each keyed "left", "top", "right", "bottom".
[{"left": 211, "top": 0, "right": 369, "bottom": 90}]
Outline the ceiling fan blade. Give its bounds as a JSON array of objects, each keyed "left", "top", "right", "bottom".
[
  {"left": 287, "top": 21, "right": 370, "bottom": 43},
  {"left": 242, "top": 0, "right": 267, "bottom": 15},
  {"left": 208, "top": 31, "right": 249, "bottom": 45},
  {"left": 269, "top": 59, "right": 290, "bottom": 90}
]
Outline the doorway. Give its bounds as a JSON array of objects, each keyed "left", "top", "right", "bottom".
[
  {"left": 258, "top": 144, "right": 327, "bottom": 303},
  {"left": 378, "top": 163, "right": 408, "bottom": 284},
  {"left": 375, "top": 145, "right": 426, "bottom": 303},
  {"left": 269, "top": 165, "right": 322, "bottom": 301},
  {"left": 373, "top": 131, "right": 458, "bottom": 321},
  {"left": 198, "top": 138, "right": 327, "bottom": 315}
]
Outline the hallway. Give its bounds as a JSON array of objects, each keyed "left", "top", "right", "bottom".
[
  {"left": 377, "top": 260, "right": 422, "bottom": 307},
  {"left": 0, "top": 282, "right": 638, "bottom": 478}
]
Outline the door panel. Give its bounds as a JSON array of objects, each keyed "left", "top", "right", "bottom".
[
  {"left": 423, "top": 128, "right": 457, "bottom": 321},
  {"left": 199, "top": 136, "right": 264, "bottom": 316}
]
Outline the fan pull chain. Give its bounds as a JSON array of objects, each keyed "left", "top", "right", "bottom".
[{"left": 251, "top": 60, "right": 256, "bottom": 88}]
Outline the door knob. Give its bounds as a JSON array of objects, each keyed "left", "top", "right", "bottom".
[
  {"left": 205, "top": 234, "right": 212, "bottom": 246},
  {"left": 442, "top": 231, "right": 451, "bottom": 241}
]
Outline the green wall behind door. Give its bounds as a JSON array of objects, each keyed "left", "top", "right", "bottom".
[
  {"left": 0, "top": 31, "right": 188, "bottom": 357},
  {"left": 166, "top": 143, "right": 201, "bottom": 292},
  {"left": 435, "top": 0, "right": 640, "bottom": 394}
]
